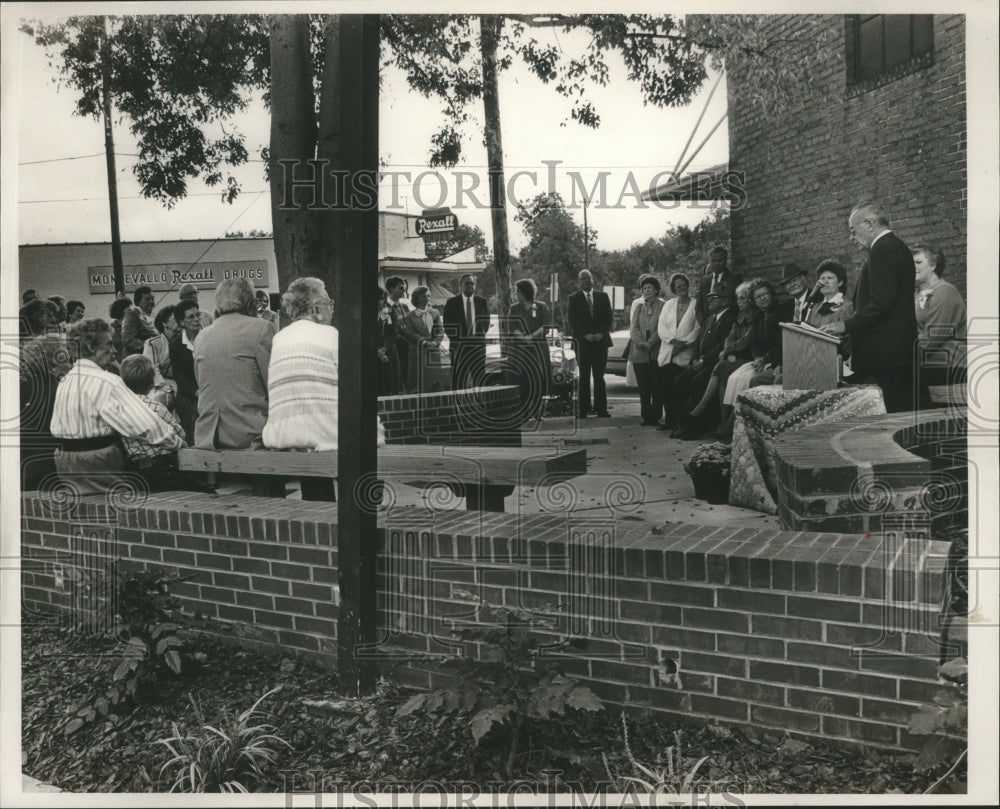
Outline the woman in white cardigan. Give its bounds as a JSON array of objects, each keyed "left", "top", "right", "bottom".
[{"left": 656, "top": 273, "right": 700, "bottom": 427}]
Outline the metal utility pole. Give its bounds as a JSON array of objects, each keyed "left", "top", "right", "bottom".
[
  {"left": 100, "top": 16, "right": 125, "bottom": 296},
  {"left": 335, "top": 14, "right": 380, "bottom": 696}
]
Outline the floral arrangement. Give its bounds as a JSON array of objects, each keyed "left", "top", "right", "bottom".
[{"left": 683, "top": 442, "right": 732, "bottom": 477}]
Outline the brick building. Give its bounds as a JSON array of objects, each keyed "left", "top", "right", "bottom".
[{"left": 725, "top": 14, "right": 967, "bottom": 297}]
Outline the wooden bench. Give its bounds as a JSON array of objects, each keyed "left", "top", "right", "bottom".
[
  {"left": 177, "top": 445, "right": 588, "bottom": 512},
  {"left": 927, "top": 383, "right": 967, "bottom": 407}
]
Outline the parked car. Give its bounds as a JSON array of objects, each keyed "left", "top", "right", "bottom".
[
  {"left": 429, "top": 317, "right": 576, "bottom": 393},
  {"left": 482, "top": 317, "right": 577, "bottom": 392},
  {"left": 606, "top": 329, "right": 630, "bottom": 377}
]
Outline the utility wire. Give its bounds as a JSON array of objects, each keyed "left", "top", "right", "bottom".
[{"left": 19, "top": 152, "right": 722, "bottom": 172}]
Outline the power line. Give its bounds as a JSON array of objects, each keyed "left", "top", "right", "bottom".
[
  {"left": 19, "top": 151, "right": 722, "bottom": 172},
  {"left": 19, "top": 189, "right": 258, "bottom": 204},
  {"left": 18, "top": 152, "right": 108, "bottom": 166}
]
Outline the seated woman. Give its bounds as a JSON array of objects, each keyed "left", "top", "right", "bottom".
[
  {"left": 747, "top": 259, "right": 856, "bottom": 392},
  {"left": 805, "top": 259, "right": 855, "bottom": 330},
  {"left": 676, "top": 280, "right": 756, "bottom": 439},
  {"left": 168, "top": 299, "right": 203, "bottom": 444},
  {"left": 108, "top": 297, "right": 133, "bottom": 371},
  {"left": 49, "top": 318, "right": 183, "bottom": 495},
  {"left": 19, "top": 298, "right": 57, "bottom": 341},
  {"left": 19, "top": 303, "right": 71, "bottom": 490},
  {"left": 700, "top": 279, "right": 780, "bottom": 438},
  {"left": 262, "top": 277, "right": 385, "bottom": 500},
  {"left": 911, "top": 244, "right": 966, "bottom": 405},
  {"left": 402, "top": 286, "right": 446, "bottom": 393},
  {"left": 143, "top": 305, "right": 178, "bottom": 408},
  {"left": 506, "top": 278, "right": 553, "bottom": 421}
]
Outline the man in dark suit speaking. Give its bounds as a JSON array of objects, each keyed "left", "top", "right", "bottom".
[
  {"left": 567, "top": 269, "right": 613, "bottom": 418},
  {"left": 821, "top": 201, "right": 917, "bottom": 413},
  {"left": 443, "top": 274, "right": 490, "bottom": 389}
]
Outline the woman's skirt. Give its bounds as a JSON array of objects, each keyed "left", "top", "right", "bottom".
[{"left": 723, "top": 361, "right": 757, "bottom": 406}]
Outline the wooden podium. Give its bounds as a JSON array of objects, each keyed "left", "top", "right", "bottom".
[{"left": 781, "top": 322, "right": 842, "bottom": 391}]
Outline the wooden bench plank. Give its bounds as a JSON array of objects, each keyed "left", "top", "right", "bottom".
[
  {"left": 179, "top": 446, "right": 586, "bottom": 482},
  {"left": 927, "top": 383, "right": 967, "bottom": 405},
  {"left": 177, "top": 445, "right": 588, "bottom": 512}
]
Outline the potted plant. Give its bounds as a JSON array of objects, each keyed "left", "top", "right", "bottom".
[{"left": 683, "top": 442, "right": 732, "bottom": 505}]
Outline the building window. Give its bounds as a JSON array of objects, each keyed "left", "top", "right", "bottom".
[{"left": 847, "top": 15, "right": 934, "bottom": 87}]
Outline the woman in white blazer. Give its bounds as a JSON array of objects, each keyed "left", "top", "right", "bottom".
[{"left": 656, "top": 273, "right": 700, "bottom": 427}]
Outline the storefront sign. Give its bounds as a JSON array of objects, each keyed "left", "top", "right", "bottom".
[
  {"left": 87, "top": 261, "right": 269, "bottom": 294},
  {"left": 414, "top": 207, "right": 458, "bottom": 237}
]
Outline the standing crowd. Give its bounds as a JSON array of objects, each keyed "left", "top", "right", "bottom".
[{"left": 18, "top": 200, "right": 968, "bottom": 499}]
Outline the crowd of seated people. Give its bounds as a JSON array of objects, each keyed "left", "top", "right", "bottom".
[
  {"left": 633, "top": 242, "right": 968, "bottom": 442},
  {"left": 17, "top": 276, "right": 383, "bottom": 498}
]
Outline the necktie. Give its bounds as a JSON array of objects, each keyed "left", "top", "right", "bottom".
[
  {"left": 794, "top": 298, "right": 802, "bottom": 323},
  {"left": 586, "top": 292, "right": 593, "bottom": 313},
  {"left": 465, "top": 296, "right": 474, "bottom": 335}
]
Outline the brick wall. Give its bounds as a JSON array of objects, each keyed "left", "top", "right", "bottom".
[
  {"left": 774, "top": 409, "right": 967, "bottom": 535},
  {"left": 727, "top": 15, "right": 967, "bottom": 298},
  {"left": 378, "top": 386, "right": 522, "bottom": 446},
  {"left": 21, "top": 490, "right": 960, "bottom": 751}
]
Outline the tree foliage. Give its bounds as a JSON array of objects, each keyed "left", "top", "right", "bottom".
[
  {"left": 514, "top": 192, "right": 594, "bottom": 310},
  {"left": 22, "top": 15, "right": 267, "bottom": 207},
  {"left": 382, "top": 14, "right": 712, "bottom": 167},
  {"left": 21, "top": 13, "right": 829, "bottom": 292},
  {"left": 422, "top": 224, "right": 489, "bottom": 263}
]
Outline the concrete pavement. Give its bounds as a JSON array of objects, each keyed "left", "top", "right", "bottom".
[{"left": 214, "top": 376, "right": 780, "bottom": 530}]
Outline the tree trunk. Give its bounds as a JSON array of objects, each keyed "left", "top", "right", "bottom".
[
  {"left": 268, "top": 15, "right": 331, "bottom": 295},
  {"left": 314, "top": 15, "right": 343, "bottom": 320},
  {"left": 480, "top": 15, "right": 512, "bottom": 316}
]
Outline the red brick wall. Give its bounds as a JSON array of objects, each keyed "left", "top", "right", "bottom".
[
  {"left": 727, "top": 15, "right": 967, "bottom": 298},
  {"left": 378, "top": 386, "right": 522, "bottom": 446},
  {"left": 21, "top": 491, "right": 960, "bottom": 751}
]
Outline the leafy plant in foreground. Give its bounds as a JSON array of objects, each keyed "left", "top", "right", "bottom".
[
  {"left": 62, "top": 567, "right": 200, "bottom": 735},
  {"left": 395, "top": 594, "right": 603, "bottom": 777},
  {"left": 603, "top": 713, "right": 711, "bottom": 795},
  {"left": 907, "top": 657, "right": 968, "bottom": 794},
  {"left": 157, "top": 687, "right": 291, "bottom": 792}
]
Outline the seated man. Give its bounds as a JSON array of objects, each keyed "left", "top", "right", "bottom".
[
  {"left": 193, "top": 278, "right": 275, "bottom": 449},
  {"left": 664, "top": 281, "right": 737, "bottom": 434},
  {"left": 50, "top": 318, "right": 183, "bottom": 495},
  {"left": 119, "top": 355, "right": 213, "bottom": 493}
]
